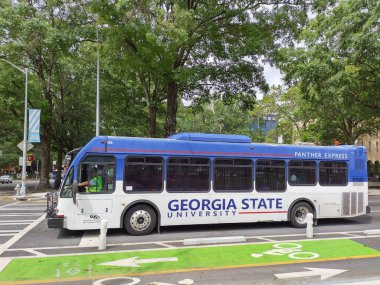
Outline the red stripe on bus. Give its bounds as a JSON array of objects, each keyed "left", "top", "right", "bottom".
[
  {"left": 239, "top": 211, "right": 288, "bottom": 214},
  {"left": 90, "top": 148, "right": 294, "bottom": 157}
]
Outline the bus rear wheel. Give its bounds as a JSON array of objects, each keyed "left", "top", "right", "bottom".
[
  {"left": 124, "top": 205, "right": 157, "bottom": 236},
  {"left": 290, "top": 202, "right": 313, "bottom": 228}
]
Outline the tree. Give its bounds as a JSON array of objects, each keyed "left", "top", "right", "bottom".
[
  {"left": 0, "top": 0, "right": 92, "bottom": 189},
  {"left": 278, "top": 0, "right": 380, "bottom": 144},
  {"left": 94, "top": 0, "right": 310, "bottom": 136},
  {"left": 252, "top": 85, "right": 315, "bottom": 143},
  {"left": 177, "top": 99, "right": 254, "bottom": 137}
]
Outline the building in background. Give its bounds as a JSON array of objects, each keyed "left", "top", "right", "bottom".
[{"left": 360, "top": 130, "right": 380, "bottom": 181}]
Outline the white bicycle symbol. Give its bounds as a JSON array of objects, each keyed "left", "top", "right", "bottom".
[{"left": 251, "top": 243, "right": 319, "bottom": 260}]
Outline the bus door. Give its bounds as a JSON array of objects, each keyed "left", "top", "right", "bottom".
[{"left": 75, "top": 156, "right": 116, "bottom": 229}]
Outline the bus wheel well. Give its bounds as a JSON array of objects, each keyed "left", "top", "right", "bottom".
[
  {"left": 288, "top": 198, "right": 316, "bottom": 221},
  {"left": 121, "top": 201, "right": 161, "bottom": 232}
]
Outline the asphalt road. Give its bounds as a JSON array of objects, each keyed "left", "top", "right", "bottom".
[{"left": 0, "top": 189, "right": 379, "bottom": 285}]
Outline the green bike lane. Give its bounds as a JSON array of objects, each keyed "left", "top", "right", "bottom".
[{"left": 1, "top": 238, "right": 380, "bottom": 284}]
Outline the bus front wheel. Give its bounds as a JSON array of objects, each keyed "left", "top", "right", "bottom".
[
  {"left": 124, "top": 204, "right": 157, "bottom": 236},
  {"left": 289, "top": 202, "right": 313, "bottom": 228}
]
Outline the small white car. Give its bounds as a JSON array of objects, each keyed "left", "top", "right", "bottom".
[{"left": 0, "top": 175, "right": 13, "bottom": 184}]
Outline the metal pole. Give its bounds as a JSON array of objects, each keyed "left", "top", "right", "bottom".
[
  {"left": 20, "top": 68, "right": 28, "bottom": 196},
  {"left": 95, "top": 24, "right": 100, "bottom": 137}
]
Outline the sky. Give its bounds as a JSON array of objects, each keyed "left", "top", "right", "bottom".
[{"left": 260, "top": 63, "right": 284, "bottom": 100}]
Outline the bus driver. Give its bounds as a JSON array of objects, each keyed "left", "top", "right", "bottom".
[{"left": 78, "top": 167, "right": 103, "bottom": 193}]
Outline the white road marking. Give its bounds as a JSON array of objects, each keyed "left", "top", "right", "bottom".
[
  {"left": 0, "top": 220, "right": 35, "bottom": 222},
  {"left": 0, "top": 230, "right": 19, "bottom": 233},
  {"left": 371, "top": 210, "right": 380, "bottom": 213},
  {"left": 0, "top": 214, "right": 45, "bottom": 257},
  {"left": 0, "top": 208, "right": 44, "bottom": 210},
  {"left": 23, "top": 249, "right": 47, "bottom": 256},
  {"left": 0, "top": 222, "right": 31, "bottom": 225},
  {"left": 183, "top": 236, "right": 246, "bottom": 246},
  {"left": 0, "top": 214, "right": 41, "bottom": 217},
  {"left": 330, "top": 280, "right": 380, "bottom": 285},
  {"left": 0, "top": 234, "right": 15, "bottom": 236},
  {"left": 275, "top": 267, "right": 347, "bottom": 280},
  {"left": 364, "top": 229, "right": 380, "bottom": 235},
  {"left": 79, "top": 231, "right": 99, "bottom": 247},
  {"left": 5, "top": 233, "right": 380, "bottom": 260},
  {"left": 340, "top": 233, "right": 364, "bottom": 238},
  {"left": 0, "top": 257, "right": 13, "bottom": 272},
  {"left": 155, "top": 242, "right": 176, "bottom": 248},
  {"left": 0, "top": 202, "right": 21, "bottom": 209},
  {"left": 255, "top": 237, "right": 277, "bottom": 242},
  {"left": 99, "top": 256, "right": 179, "bottom": 267}
]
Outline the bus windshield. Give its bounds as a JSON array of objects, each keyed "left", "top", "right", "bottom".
[{"left": 60, "top": 167, "right": 74, "bottom": 198}]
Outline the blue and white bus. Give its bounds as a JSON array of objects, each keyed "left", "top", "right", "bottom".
[{"left": 47, "top": 133, "right": 370, "bottom": 235}]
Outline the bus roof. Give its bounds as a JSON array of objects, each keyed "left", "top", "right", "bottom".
[{"left": 77, "top": 133, "right": 366, "bottom": 162}]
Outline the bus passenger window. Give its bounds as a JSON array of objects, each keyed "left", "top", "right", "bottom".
[
  {"left": 256, "top": 160, "right": 286, "bottom": 192},
  {"left": 78, "top": 156, "right": 116, "bottom": 193},
  {"left": 288, "top": 161, "right": 316, "bottom": 186},
  {"left": 214, "top": 159, "right": 252, "bottom": 192},
  {"left": 167, "top": 157, "right": 210, "bottom": 192},
  {"left": 124, "top": 157, "right": 163, "bottom": 192},
  {"left": 319, "top": 161, "right": 348, "bottom": 186}
]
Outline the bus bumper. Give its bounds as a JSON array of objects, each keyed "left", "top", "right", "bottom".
[
  {"left": 366, "top": 206, "right": 371, "bottom": 214},
  {"left": 47, "top": 216, "right": 64, "bottom": 228}
]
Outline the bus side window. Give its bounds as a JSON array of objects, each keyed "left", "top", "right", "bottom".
[
  {"left": 319, "top": 161, "right": 348, "bottom": 186},
  {"left": 124, "top": 156, "right": 163, "bottom": 192},
  {"left": 256, "top": 160, "right": 286, "bottom": 192}
]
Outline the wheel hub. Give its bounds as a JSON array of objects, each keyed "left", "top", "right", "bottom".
[{"left": 130, "top": 210, "right": 151, "bottom": 231}]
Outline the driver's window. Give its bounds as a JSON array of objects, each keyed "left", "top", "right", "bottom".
[
  {"left": 78, "top": 156, "right": 115, "bottom": 194},
  {"left": 60, "top": 167, "right": 74, "bottom": 198}
]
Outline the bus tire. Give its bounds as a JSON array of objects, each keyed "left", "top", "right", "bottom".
[
  {"left": 124, "top": 204, "right": 157, "bottom": 236},
  {"left": 289, "top": 202, "right": 313, "bottom": 228}
]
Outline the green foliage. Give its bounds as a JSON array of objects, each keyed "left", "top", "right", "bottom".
[
  {"left": 177, "top": 99, "right": 254, "bottom": 138},
  {"left": 278, "top": 0, "right": 380, "bottom": 144}
]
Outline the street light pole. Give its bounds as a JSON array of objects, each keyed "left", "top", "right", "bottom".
[
  {"left": 0, "top": 59, "right": 28, "bottom": 196},
  {"left": 95, "top": 22, "right": 100, "bottom": 137}
]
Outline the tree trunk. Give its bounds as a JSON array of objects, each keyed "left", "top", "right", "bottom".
[
  {"left": 55, "top": 142, "right": 63, "bottom": 189},
  {"left": 148, "top": 105, "right": 158, "bottom": 138},
  {"left": 39, "top": 120, "right": 52, "bottom": 191},
  {"left": 164, "top": 81, "right": 178, "bottom": 137}
]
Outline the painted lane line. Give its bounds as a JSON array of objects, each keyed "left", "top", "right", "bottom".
[
  {"left": 275, "top": 267, "right": 347, "bottom": 281},
  {"left": 0, "top": 202, "right": 21, "bottom": 209},
  {"left": 0, "top": 209, "right": 44, "bottom": 211},
  {"left": 6, "top": 234, "right": 380, "bottom": 260},
  {"left": 255, "top": 237, "right": 277, "bottom": 242},
  {"left": 79, "top": 231, "right": 99, "bottom": 247},
  {"left": 340, "top": 233, "right": 364, "bottom": 238},
  {"left": 5, "top": 230, "right": 380, "bottom": 254},
  {"left": 330, "top": 280, "right": 380, "bottom": 285},
  {"left": 371, "top": 210, "right": 380, "bottom": 213},
  {"left": 0, "top": 234, "right": 15, "bottom": 237},
  {"left": 99, "top": 257, "right": 179, "bottom": 267},
  {"left": 0, "top": 220, "right": 35, "bottom": 223},
  {"left": 0, "top": 213, "right": 41, "bottom": 217},
  {"left": 364, "top": 229, "right": 380, "bottom": 235},
  {"left": 156, "top": 242, "right": 176, "bottom": 248},
  {"left": 0, "top": 214, "right": 45, "bottom": 257},
  {"left": 23, "top": 249, "right": 46, "bottom": 257},
  {"left": 0, "top": 230, "right": 19, "bottom": 233},
  {"left": 0, "top": 257, "right": 13, "bottom": 273},
  {"left": 183, "top": 236, "right": 246, "bottom": 246},
  {"left": 0, "top": 222, "right": 31, "bottom": 226}
]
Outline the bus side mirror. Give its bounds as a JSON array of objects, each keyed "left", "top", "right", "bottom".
[{"left": 73, "top": 180, "right": 78, "bottom": 204}]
